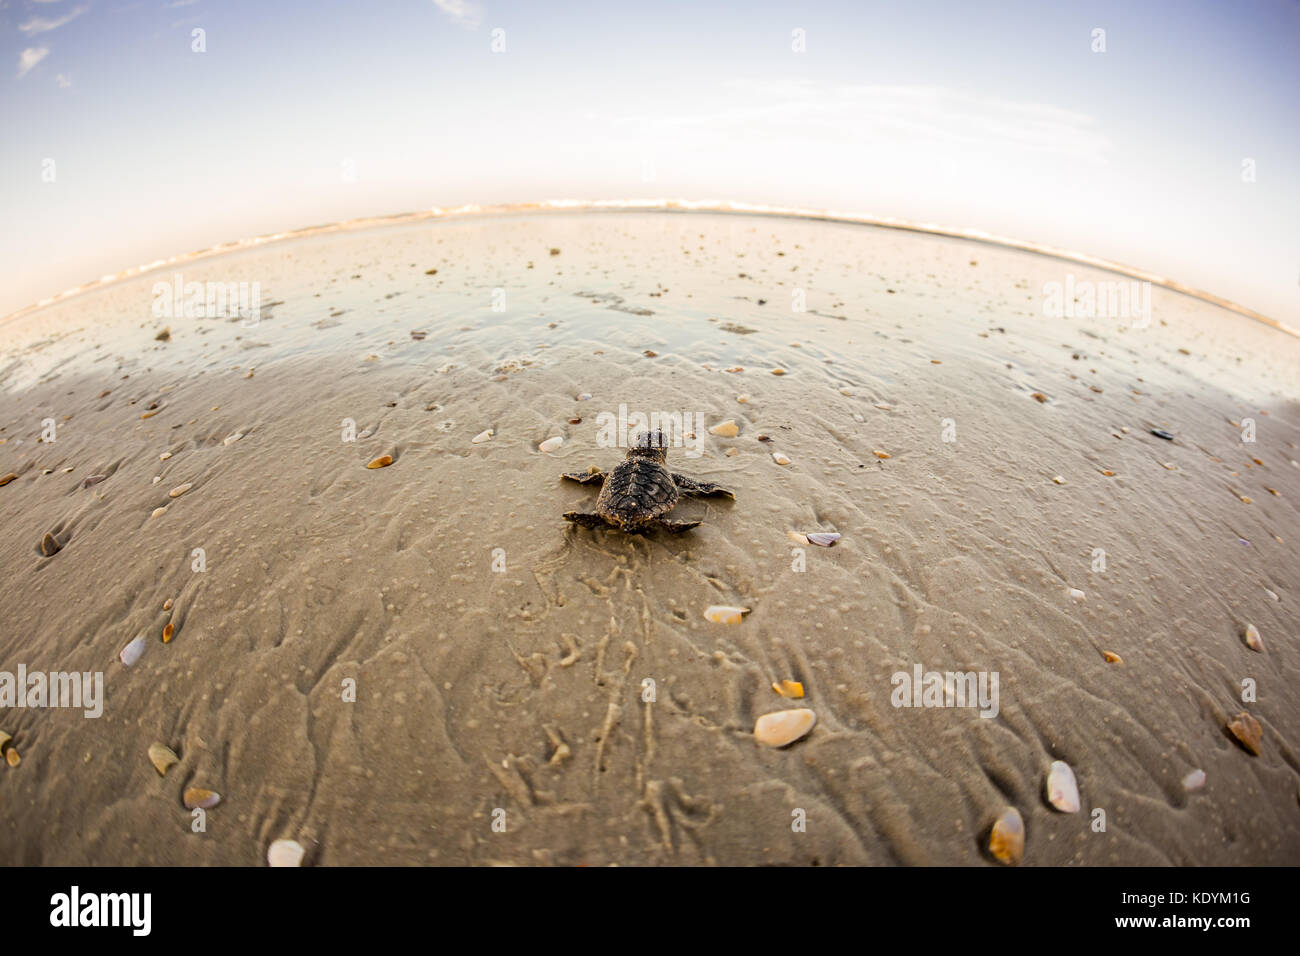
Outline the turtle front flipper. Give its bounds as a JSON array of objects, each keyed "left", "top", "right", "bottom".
[
  {"left": 656, "top": 517, "right": 701, "bottom": 534},
  {"left": 672, "top": 473, "right": 735, "bottom": 499},
  {"left": 561, "top": 467, "right": 606, "bottom": 485},
  {"left": 563, "top": 511, "right": 610, "bottom": 529}
]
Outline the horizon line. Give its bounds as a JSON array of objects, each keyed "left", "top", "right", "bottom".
[{"left": 2, "top": 198, "right": 1293, "bottom": 337}]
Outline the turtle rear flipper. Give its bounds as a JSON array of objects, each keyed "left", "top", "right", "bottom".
[
  {"left": 672, "top": 473, "right": 734, "bottom": 499},
  {"left": 561, "top": 467, "right": 606, "bottom": 485},
  {"left": 656, "top": 518, "right": 701, "bottom": 534},
  {"left": 564, "top": 511, "right": 609, "bottom": 529}
]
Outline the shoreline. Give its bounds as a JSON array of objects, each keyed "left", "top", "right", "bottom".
[{"left": 2, "top": 199, "right": 1290, "bottom": 338}]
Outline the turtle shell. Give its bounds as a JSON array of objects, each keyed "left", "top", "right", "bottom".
[{"left": 596, "top": 457, "right": 679, "bottom": 525}]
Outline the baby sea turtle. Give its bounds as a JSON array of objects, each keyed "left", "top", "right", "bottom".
[{"left": 561, "top": 430, "right": 734, "bottom": 533}]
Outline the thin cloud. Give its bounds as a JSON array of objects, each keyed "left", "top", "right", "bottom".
[
  {"left": 433, "top": 0, "right": 481, "bottom": 29},
  {"left": 17, "top": 47, "right": 50, "bottom": 78},
  {"left": 20, "top": 4, "right": 89, "bottom": 34},
  {"left": 55, "top": 73, "right": 72, "bottom": 87}
]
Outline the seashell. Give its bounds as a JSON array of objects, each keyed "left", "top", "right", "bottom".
[
  {"left": 223, "top": 433, "right": 243, "bottom": 446},
  {"left": 155, "top": 327, "right": 171, "bottom": 341},
  {"left": 168, "top": 482, "right": 192, "bottom": 498},
  {"left": 874, "top": 403, "right": 893, "bottom": 410},
  {"left": 568, "top": 417, "right": 582, "bottom": 425},
  {"left": 159, "top": 452, "right": 172, "bottom": 461},
  {"left": 988, "top": 807, "right": 1024, "bottom": 865},
  {"left": 1264, "top": 588, "right": 1279, "bottom": 602},
  {"left": 709, "top": 420, "right": 739, "bottom": 438},
  {"left": 268, "top": 839, "right": 306, "bottom": 867},
  {"left": 703, "top": 605, "right": 749, "bottom": 625},
  {"left": 1227, "top": 711, "right": 1262, "bottom": 755},
  {"left": 1102, "top": 650, "right": 1123, "bottom": 663},
  {"left": 770, "top": 368, "right": 786, "bottom": 376},
  {"left": 148, "top": 743, "right": 179, "bottom": 776},
  {"left": 366, "top": 455, "right": 393, "bottom": 469},
  {"left": 5, "top": 748, "right": 19, "bottom": 768},
  {"left": 576, "top": 393, "right": 592, "bottom": 401},
  {"left": 163, "top": 598, "right": 173, "bottom": 611},
  {"left": 839, "top": 387, "right": 854, "bottom": 396},
  {"left": 725, "top": 447, "right": 738, "bottom": 457},
  {"left": 410, "top": 330, "right": 427, "bottom": 340},
  {"left": 643, "top": 350, "right": 658, "bottom": 358},
  {"left": 1238, "top": 495, "right": 1252, "bottom": 504},
  {"left": 1162, "top": 462, "right": 1176, "bottom": 470},
  {"left": 183, "top": 787, "right": 221, "bottom": 810},
  {"left": 736, "top": 394, "right": 750, "bottom": 403},
  {"left": 0, "top": 731, "right": 9, "bottom": 753},
  {"left": 725, "top": 366, "right": 744, "bottom": 373},
  {"left": 1101, "top": 469, "right": 1115, "bottom": 477},
  {"left": 1182, "top": 769, "right": 1206, "bottom": 791},
  {"left": 1151, "top": 428, "right": 1175, "bottom": 440},
  {"left": 1045, "top": 760, "right": 1080, "bottom": 812},
  {"left": 771, "top": 680, "right": 804, "bottom": 698},
  {"left": 1052, "top": 475, "right": 1066, "bottom": 485},
  {"left": 754, "top": 708, "right": 816, "bottom": 747},
  {"left": 162, "top": 622, "right": 174, "bottom": 644},
  {"left": 1068, "top": 588, "right": 1086, "bottom": 602},
  {"left": 120, "top": 634, "right": 147, "bottom": 666},
  {"left": 873, "top": 449, "right": 891, "bottom": 459},
  {"left": 1030, "top": 392, "right": 1048, "bottom": 403},
  {"left": 151, "top": 507, "right": 167, "bottom": 518},
  {"left": 806, "top": 532, "right": 840, "bottom": 547},
  {"left": 538, "top": 436, "right": 563, "bottom": 453},
  {"left": 152, "top": 476, "right": 161, "bottom": 484},
  {"left": 140, "top": 409, "right": 161, "bottom": 419},
  {"left": 1242, "top": 624, "right": 1263, "bottom": 652},
  {"left": 40, "top": 532, "right": 61, "bottom": 556},
  {"left": 471, "top": 429, "right": 493, "bottom": 444},
  {"left": 82, "top": 474, "right": 107, "bottom": 488},
  {"left": 771, "top": 452, "right": 791, "bottom": 465},
  {"left": 0, "top": 473, "right": 18, "bottom": 486}
]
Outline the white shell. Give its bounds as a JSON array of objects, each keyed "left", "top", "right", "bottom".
[
  {"left": 168, "top": 482, "right": 192, "bottom": 498},
  {"left": 806, "top": 532, "right": 840, "bottom": 547},
  {"left": 1182, "top": 769, "right": 1206, "bottom": 791},
  {"left": 754, "top": 708, "right": 817, "bottom": 747},
  {"left": 1045, "top": 760, "right": 1080, "bottom": 812},
  {"left": 1067, "top": 588, "right": 1086, "bottom": 602},
  {"left": 120, "top": 634, "right": 147, "bottom": 666},
  {"left": 472, "top": 429, "right": 493, "bottom": 444},
  {"left": 267, "top": 839, "right": 306, "bottom": 867},
  {"left": 223, "top": 432, "right": 243, "bottom": 446},
  {"left": 772, "top": 452, "right": 791, "bottom": 465},
  {"left": 703, "top": 605, "right": 749, "bottom": 625},
  {"left": 538, "top": 436, "right": 563, "bottom": 453},
  {"left": 159, "top": 452, "right": 172, "bottom": 461}
]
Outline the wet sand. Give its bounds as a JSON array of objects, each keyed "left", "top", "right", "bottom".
[{"left": 1, "top": 211, "right": 1297, "bottom": 865}]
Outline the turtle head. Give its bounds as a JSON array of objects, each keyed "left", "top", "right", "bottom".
[{"left": 628, "top": 429, "right": 670, "bottom": 462}]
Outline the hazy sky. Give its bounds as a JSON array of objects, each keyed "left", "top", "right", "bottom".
[{"left": 3, "top": 0, "right": 1297, "bottom": 319}]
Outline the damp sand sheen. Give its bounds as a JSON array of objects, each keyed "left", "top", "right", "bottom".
[{"left": 0, "top": 207, "right": 1297, "bottom": 866}]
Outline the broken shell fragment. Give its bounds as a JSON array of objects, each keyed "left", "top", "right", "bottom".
[
  {"left": 772, "top": 680, "right": 805, "bottom": 698},
  {"left": 538, "top": 436, "right": 564, "bottom": 453},
  {"left": 120, "top": 634, "right": 147, "bottom": 666},
  {"left": 1052, "top": 475, "right": 1066, "bottom": 485},
  {"left": 0, "top": 473, "right": 18, "bottom": 486},
  {"left": 989, "top": 807, "right": 1025, "bottom": 865},
  {"left": 708, "top": 420, "right": 740, "bottom": 438},
  {"left": 1068, "top": 588, "right": 1086, "bottom": 602},
  {"left": 1242, "top": 624, "right": 1264, "bottom": 652},
  {"left": 1045, "top": 760, "right": 1080, "bottom": 812},
  {"left": 168, "top": 482, "right": 192, "bottom": 498},
  {"left": 366, "top": 455, "right": 393, "bottom": 469},
  {"left": 183, "top": 787, "right": 221, "bottom": 810},
  {"left": 268, "top": 839, "right": 306, "bottom": 867},
  {"left": 148, "top": 743, "right": 179, "bottom": 776},
  {"left": 471, "top": 429, "right": 493, "bottom": 444},
  {"left": 1183, "top": 769, "right": 1206, "bottom": 791},
  {"left": 40, "top": 532, "right": 61, "bottom": 556},
  {"left": 771, "top": 452, "right": 791, "bottom": 465},
  {"left": 703, "top": 605, "right": 749, "bottom": 625},
  {"left": 1227, "top": 712, "right": 1262, "bottom": 755},
  {"left": 806, "top": 532, "right": 840, "bottom": 547},
  {"left": 753, "top": 708, "right": 816, "bottom": 747},
  {"left": 1102, "top": 650, "right": 1123, "bottom": 663},
  {"left": 159, "top": 452, "right": 172, "bottom": 461},
  {"left": 873, "top": 449, "right": 891, "bottom": 459},
  {"left": 223, "top": 432, "right": 243, "bottom": 446}
]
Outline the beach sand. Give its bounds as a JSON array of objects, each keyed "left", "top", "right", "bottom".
[{"left": 1, "top": 210, "right": 1297, "bottom": 865}]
